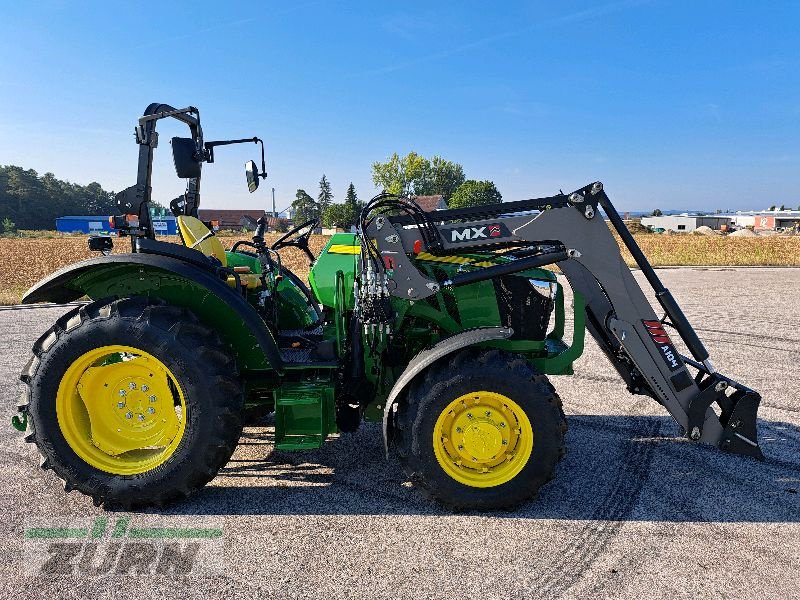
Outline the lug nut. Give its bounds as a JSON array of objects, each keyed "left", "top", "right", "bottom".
[
  {"left": 137, "top": 414, "right": 145, "bottom": 422},
  {"left": 117, "top": 401, "right": 125, "bottom": 409},
  {"left": 467, "top": 413, "right": 473, "bottom": 419},
  {"left": 499, "top": 422, "right": 506, "bottom": 428},
  {"left": 125, "top": 412, "right": 133, "bottom": 419},
  {"left": 118, "top": 390, "right": 126, "bottom": 397},
  {"left": 147, "top": 407, "right": 155, "bottom": 415},
  {"left": 457, "top": 444, "right": 464, "bottom": 450},
  {"left": 455, "top": 427, "right": 463, "bottom": 433},
  {"left": 128, "top": 382, "right": 137, "bottom": 390},
  {"left": 502, "top": 440, "right": 508, "bottom": 446},
  {"left": 141, "top": 384, "right": 149, "bottom": 392},
  {"left": 149, "top": 395, "right": 157, "bottom": 403},
  {"left": 485, "top": 411, "right": 492, "bottom": 417}
]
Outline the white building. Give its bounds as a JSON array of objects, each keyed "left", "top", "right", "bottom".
[{"left": 640, "top": 214, "right": 734, "bottom": 232}]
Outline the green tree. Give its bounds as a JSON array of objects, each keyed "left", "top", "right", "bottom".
[
  {"left": 322, "top": 203, "right": 354, "bottom": 229},
  {"left": 371, "top": 152, "right": 431, "bottom": 197},
  {"left": 0, "top": 165, "right": 117, "bottom": 230},
  {"left": 372, "top": 152, "right": 465, "bottom": 199},
  {"left": 449, "top": 180, "right": 502, "bottom": 209},
  {"left": 274, "top": 217, "right": 290, "bottom": 233},
  {"left": 345, "top": 182, "right": 358, "bottom": 212},
  {"left": 318, "top": 174, "right": 334, "bottom": 214},
  {"left": 651, "top": 208, "right": 663, "bottom": 216},
  {"left": 1, "top": 217, "right": 16, "bottom": 235},
  {"left": 416, "top": 156, "right": 465, "bottom": 200},
  {"left": 291, "top": 189, "right": 319, "bottom": 222}
]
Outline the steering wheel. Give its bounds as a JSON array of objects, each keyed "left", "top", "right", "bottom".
[{"left": 271, "top": 218, "right": 319, "bottom": 263}]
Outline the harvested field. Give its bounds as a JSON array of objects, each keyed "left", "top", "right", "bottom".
[
  {"left": 623, "top": 235, "right": 800, "bottom": 267},
  {"left": 0, "top": 234, "right": 330, "bottom": 303},
  {"left": 0, "top": 233, "right": 799, "bottom": 304}
]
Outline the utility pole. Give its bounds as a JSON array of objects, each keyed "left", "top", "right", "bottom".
[{"left": 272, "top": 188, "right": 277, "bottom": 219}]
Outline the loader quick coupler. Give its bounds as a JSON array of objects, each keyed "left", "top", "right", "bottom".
[{"left": 686, "top": 370, "right": 764, "bottom": 460}]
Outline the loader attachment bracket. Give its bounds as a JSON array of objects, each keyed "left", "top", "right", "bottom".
[{"left": 683, "top": 357, "right": 764, "bottom": 460}]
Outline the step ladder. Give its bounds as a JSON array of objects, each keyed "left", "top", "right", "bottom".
[{"left": 273, "top": 381, "right": 336, "bottom": 450}]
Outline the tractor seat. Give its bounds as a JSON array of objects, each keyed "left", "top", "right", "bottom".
[
  {"left": 176, "top": 216, "right": 261, "bottom": 289},
  {"left": 177, "top": 216, "right": 227, "bottom": 265}
]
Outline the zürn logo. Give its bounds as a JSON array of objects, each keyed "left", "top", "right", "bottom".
[{"left": 24, "top": 517, "right": 223, "bottom": 576}]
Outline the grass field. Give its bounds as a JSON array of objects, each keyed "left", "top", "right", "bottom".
[{"left": 0, "top": 233, "right": 798, "bottom": 304}]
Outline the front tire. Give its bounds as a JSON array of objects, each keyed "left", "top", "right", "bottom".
[
  {"left": 19, "top": 297, "right": 244, "bottom": 509},
  {"left": 395, "top": 349, "right": 566, "bottom": 510}
]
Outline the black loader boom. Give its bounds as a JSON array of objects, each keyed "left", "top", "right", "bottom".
[{"left": 368, "top": 182, "right": 763, "bottom": 459}]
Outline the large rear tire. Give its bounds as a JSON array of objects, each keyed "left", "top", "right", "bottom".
[
  {"left": 18, "top": 297, "right": 244, "bottom": 509},
  {"left": 395, "top": 348, "right": 566, "bottom": 510}
]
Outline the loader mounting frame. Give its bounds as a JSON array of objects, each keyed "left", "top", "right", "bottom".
[{"left": 367, "top": 182, "right": 763, "bottom": 459}]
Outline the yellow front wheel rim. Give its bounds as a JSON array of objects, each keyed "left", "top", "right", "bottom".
[
  {"left": 56, "top": 345, "right": 187, "bottom": 476},
  {"left": 433, "top": 391, "right": 534, "bottom": 488}
]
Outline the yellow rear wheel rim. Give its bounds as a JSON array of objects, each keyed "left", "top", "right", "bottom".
[
  {"left": 433, "top": 391, "right": 534, "bottom": 488},
  {"left": 56, "top": 345, "right": 187, "bottom": 476}
]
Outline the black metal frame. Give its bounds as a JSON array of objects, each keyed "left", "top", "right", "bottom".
[
  {"left": 115, "top": 103, "right": 268, "bottom": 250},
  {"left": 115, "top": 104, "right": 204, "bottom": 247}
]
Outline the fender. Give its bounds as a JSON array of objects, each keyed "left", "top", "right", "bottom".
[
  {"left": 22, "top": 253, "right": 283, "bottom": 372},
  {"left": 381, "top": 326, "right": 514, "bottom": 454}
]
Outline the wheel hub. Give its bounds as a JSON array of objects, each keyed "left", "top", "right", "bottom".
[
  {"left": 76, "top": 360, "right": 180, "bottom": 456},
  {"left": 56, "top": 345, "right": 186, "bottom": 475},
  {"left": 432, "top": 391, "right": 534, "bottom": 487}
]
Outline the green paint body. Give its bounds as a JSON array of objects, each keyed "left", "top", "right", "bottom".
[{"left": 29, "top": 236, "right": 585, "bottom": 449}]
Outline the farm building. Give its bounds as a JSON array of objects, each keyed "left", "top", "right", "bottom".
[
  {"left": 413, "top": 195, "right": 448, "bottom": 212},
  {"left": 640, "top": 214, "right": 734, "bottom": 232},
  {"left": 733, "top": 211, "right": 800, "bottom": 231},
  {"left": 55, "top": 215, "right": 177, "bottom": 235},
  {"left": 198, "top": 209, "right": 267, "bottom": 231}
]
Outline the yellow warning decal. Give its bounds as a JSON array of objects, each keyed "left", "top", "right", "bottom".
[
  {"left": 327, "top": 244, "right": 361, "bottom": 255},
  {"left": 415, "top": 252, "right": 497, "bottom": 268}
]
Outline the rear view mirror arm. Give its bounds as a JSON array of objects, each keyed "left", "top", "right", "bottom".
[{"left": 204, "top": 137, "right": 267, "bottom": 178}]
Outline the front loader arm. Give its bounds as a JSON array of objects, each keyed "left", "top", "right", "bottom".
[{"left": 366, "top": 182, "right": 763, "bottom": 459}]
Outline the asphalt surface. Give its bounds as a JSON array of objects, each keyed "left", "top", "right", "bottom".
[{"left": 1, "top": 267, "right": 798, "bottom": 599}]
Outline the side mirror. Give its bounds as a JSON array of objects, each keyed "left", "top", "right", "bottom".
[
  {"left": 171, "top": 137, "right": 202, "bottom": 179},
  {"left": 245, "top": 160, "right": 259, "bottom": 193}
]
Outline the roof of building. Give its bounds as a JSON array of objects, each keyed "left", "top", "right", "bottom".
[
  {"left": 198, "top": 209, "right": 266, "bottom": 226},
  {"left": 412, "top": 195, "right": 448, "bottom": 212},
  {"left": 57, "top": 215, "right": 177, "bottom": 219}
]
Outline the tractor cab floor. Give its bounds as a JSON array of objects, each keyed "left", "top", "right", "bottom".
[{"left": 276, "top": 326, "right": 337, "bottom": 367}]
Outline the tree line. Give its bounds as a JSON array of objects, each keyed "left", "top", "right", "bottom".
[
  {"left": 292, "top": 152, "right": 502, "bottom": 230},
  {"left": 2, "top": 154, "right": 504, "bottom": 234},
  {"left": 0, "top": 165, "right": 117, "bottom": 232}
]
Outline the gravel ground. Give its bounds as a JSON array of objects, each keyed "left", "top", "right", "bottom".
[{"left": 0, "top": 267, "right": 798, "bottom": 599}]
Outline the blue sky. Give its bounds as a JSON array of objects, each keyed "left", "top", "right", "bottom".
[{"left": 0, "top": 0, "right": 798, "bottom": 212}]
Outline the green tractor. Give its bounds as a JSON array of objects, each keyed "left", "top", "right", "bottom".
[{"left": 13, "top": 104, "right": 763, "bottom": 510}]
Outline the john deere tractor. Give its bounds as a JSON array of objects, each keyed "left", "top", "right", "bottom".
[{"left": 13, "top": 104, "right": 763, "bottom": 510}]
